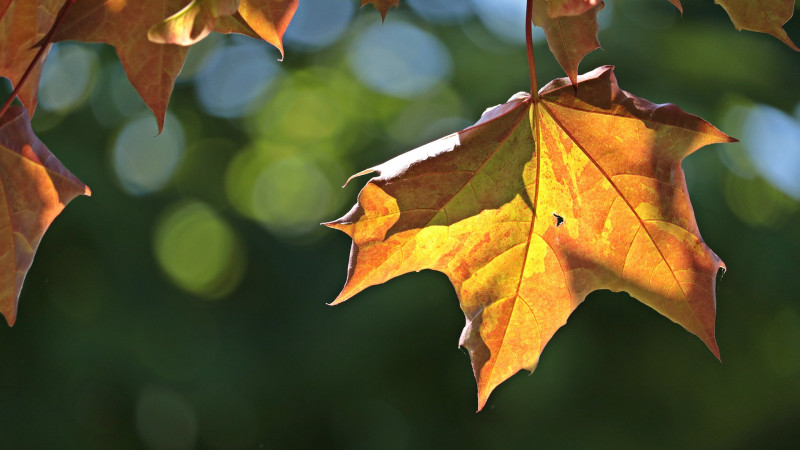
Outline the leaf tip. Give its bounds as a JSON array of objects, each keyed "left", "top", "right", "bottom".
[
  {"left": 668, "top": 0, "right": 683, "bottom": 15},
  {"left": 476, "top": 397, "right": 487, "bottom": 413},
  {"left": 342, "top": 168, "right": 376, "bottom": 188},
  {"left": 328, "top": 287, "right": 357, "bottom": 306},
  {"left": 2, "top": 308, "right": 16, "bottom": 327},
  {"left": 272, "top": 41, "right": 287, "bottom": 62},
  {"left": 154, "top": 116, "right": 165, "bottom": 136},
  {"left": 706, "top": 337, "right": 721, "bottom": 362},
  {"left": 476, "top": 387, "right": 492, "bottom": 412},
  {"left": 322, "top": 220, "right": 339, "bottom": 230}
]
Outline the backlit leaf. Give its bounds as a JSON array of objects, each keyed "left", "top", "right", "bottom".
[
  {"left": 236, "top": 0, "right": 298, "bottom": 59},
  {"left": 148, "top": 0, "right": 241, "bottom": 46},
  {"left": 0, "top": 106, "right": 90, "bottom": 325},
  {"left": 361, "top": 0, "right": 399, "bottom": 20},
  {"left": 715, "top": 0, "right": 799, "bottom": 50},
  {"left": 533, "top": 0, "right": 604, "bottom": 85},
  {"left": 0, "top": 0, "right": 61, "bottom": 113},
  {"left": 53, "top": 0, "right": 297, "bottom": 131},
  {"left": 52, "top": 0, "right": 191, "bottom": 133},
  {"left": 147, "top": 0, "right": 297, "bottom": 58},
  {"left": 327, "top": 66, "right": 732, "bottom": 409}
]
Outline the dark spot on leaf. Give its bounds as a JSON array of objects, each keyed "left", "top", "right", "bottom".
[{"left": 553, "top": 213, "right": 564, "bottom": 227}]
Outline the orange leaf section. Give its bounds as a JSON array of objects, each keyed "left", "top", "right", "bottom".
[
  {"left": 53, "top": 0, "right": 191, "bottom": 133},
  {"left": 546, "top": 0, "right": 600, "bottom": 17},
  {"left": 533, "top": 0, "right": 603, "bottom": 85},
  {"left": 668, "top": 0, "right": 684, "bottom": 15},
  {"left": 0, "top": 0, "right": 61, "bottom": 114},
  {"left": 148, "top": 0, "right": 297, "bottom": 56},
  {"left": 715, "top": 0, "right": 799, "bottom": 50},
  {"left": 148, "top": 0, "right": 241, "bottom": 46},
  {"left": 0, "top": 106, "right": 90, "bottom": 325},
  {"left": 236, "top": 0, "right": 299, "bottom": 59},
  {"left": 327, "top": 66, "right": 732, "bottom": 410},
  {"left": 361, "top": 0, "right": 399, "bottom": 20}
]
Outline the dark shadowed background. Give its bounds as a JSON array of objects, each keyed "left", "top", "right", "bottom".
[{"left": 2, "top": 0, "right": 799, "bottom": 448}]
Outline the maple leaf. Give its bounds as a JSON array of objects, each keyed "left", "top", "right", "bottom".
[
  {"left": 148, "top": 0, "right": 298, "bottom": 58},
  {"left": 0, "top": 106, "right": 90, "bottom": 325},
  {"left": 0, "top": 0, "right": 62, "bottom": 114},
  {"left": 361, "top": 0, "right": 399, "bottom": 21},
  {"left": 148, "top": 0, "right": 242, "bottom": 46},
  {"left": 235, "top": 0, "right": 299, "bottom": 58},
  {"left": 53, "top": 0, "right": 297, "bottom": 131},
  {"left": 327, "top": 66, "right": 732, "bottom": 410},
  {"left": 52, "top": 0, "right": 192, "bottom": 133},
  {"left": 533, "top": 0, "right": 604, "bottom": 85},
  {"left": 715, "top": 0, "right": 799, "bottom": 50}
]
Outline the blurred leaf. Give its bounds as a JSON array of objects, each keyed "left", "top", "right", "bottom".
[{"left": 327, "top": 66, "right": 732, "bottom": 410}]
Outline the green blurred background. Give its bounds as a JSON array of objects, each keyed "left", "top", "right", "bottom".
[{"left": 2, "top": 0, "right": 800, "bottom": 448}]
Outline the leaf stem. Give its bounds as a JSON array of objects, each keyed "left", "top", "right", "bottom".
[
  {"left": 0, "top": 0, "right": 75, "bottom": 118},
  {"left": 526, "top": 0, "right": 538, "bottom": 101}
]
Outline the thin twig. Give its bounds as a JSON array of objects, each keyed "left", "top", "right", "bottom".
[{"left": 526, "top": 0, "right": 538, "bottom": 100}]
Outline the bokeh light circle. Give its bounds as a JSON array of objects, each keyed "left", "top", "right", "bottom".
[
  {"left": 226, "top": 149, "right": 339, "bottom": 240},
  {"left": 408, "top": 0, "right": 473, "bottom": 23},
  {"left": 135, "top": 387, "right": 197, "bottom": 450},
  {"left": 194, "top": 37, "right": 282, "bottom": 118},
  {"left": 39, "top": 43, "right": 99, "bottom": 113},
  {"left": 284, "top": 0, "right": 355, "bottom": 50},
  {"left": 154, "top": 201, "right": 245, "bottom": 298},
  {"left": 348, "top": 21, "right": 451, "bottom": 98},
  {"left": 112, "top": 113, "right": 185, "bottom": 196}
]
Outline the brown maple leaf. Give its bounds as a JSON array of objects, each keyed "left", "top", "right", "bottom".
[
  {"left": 667, "top": 0, "right": 797, "bottom": 48},
  {"left": 533, "top": 0, "right": 604, "bottom": 85},
  {"left": 0, "top": 0, "right": 62, "bottom": 114},
  {"left": 715, "top": 0, "right": 799, "bottom": 50},
  {"left": 0, "top": 106, "right": 90, "bottom": 325},
  {"left": 327, "top": 66, "right": 732, "bottom": 410},
  {"left": 53, "top": 0, "right": 297, "bottom": 131},
  {"left": 361, "top": 0, "right": 399, "bottom": 21},
  {"left": 52, "top": 0, "right": 192, "bottom": 133}
]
